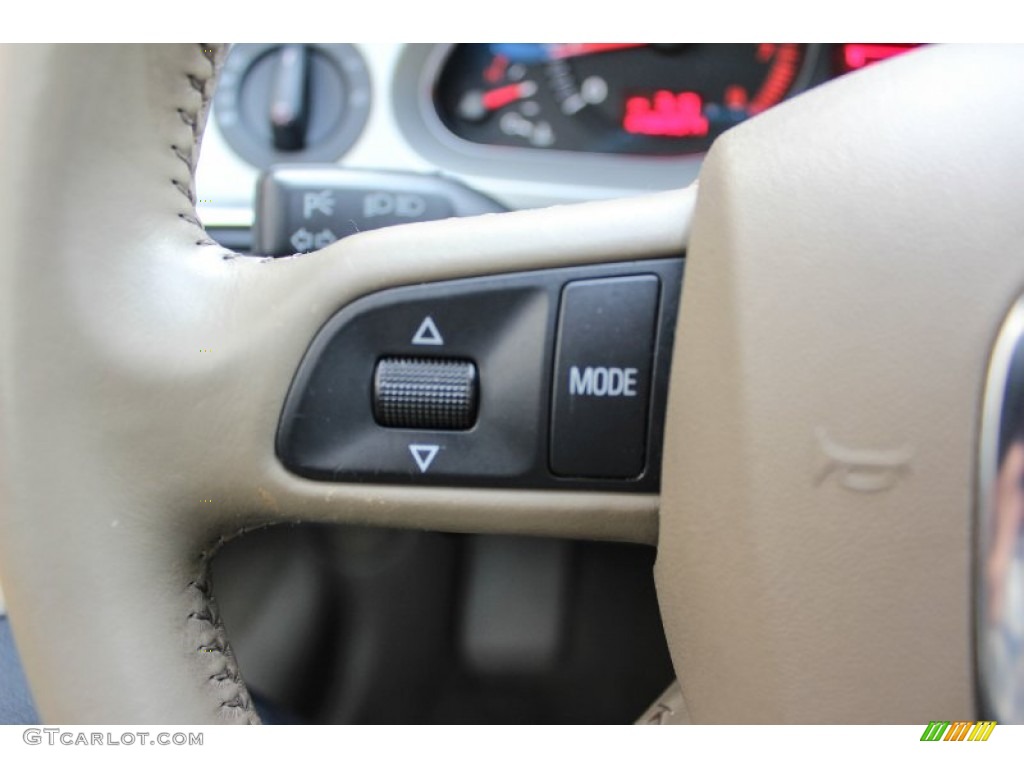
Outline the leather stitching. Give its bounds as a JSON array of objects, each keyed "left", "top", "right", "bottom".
[
  {"left": 171, "top": 43, "right": 220, "bottom": 248},
  {"left": 176, "top": 44, "right": 259, "bottom": 722},
  {"left": 185, "top": 570, "right": 261, "bottom": 724},
  {"left": 187, "top": 521, "right": 280, "bottom": 723}
]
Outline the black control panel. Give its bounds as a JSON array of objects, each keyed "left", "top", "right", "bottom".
[{"left": 276, "top": 259, "right": 683, "bottom": 491}]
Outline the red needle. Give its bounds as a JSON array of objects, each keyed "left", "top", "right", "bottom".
[
  {"left": 481, "top": 81, "right": 537, "bottom": 111},
  {"left": 548, "top": 43, "right": 645, "bottom": 60}
]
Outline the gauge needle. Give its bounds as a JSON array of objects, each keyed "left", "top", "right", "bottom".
[
  {"left": 458, "top": 81, "right": 539, "bottom": 121},
  {"left": 481, "top": 81, "right": 538, "bottom": 110},
  {"left": 548, "top": 43, "right": 645, "bottom": 60}
]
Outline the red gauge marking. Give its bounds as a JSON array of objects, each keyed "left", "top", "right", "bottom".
[
  {"left": 749, "top": 43, "right": 802, "bottom": 115},
  {"left": 841, "top": 44, "right": 919, "bottom": 71},
  {"left": 549, "top": 43, "right": 645, "bottom": 60},
  {"left": 484, "top": 54, "right": 508, "bottom": 84},
  {"left": 623, "top": 91, "right": 709, "bottom": 138},
  {"left": 481, "top": 81, "right": 537, "bottom": 111},
  {"left": 756, "top": 43, "right": 776, "bottom": 62}
]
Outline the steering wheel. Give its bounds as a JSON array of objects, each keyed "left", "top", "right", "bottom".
[{"left": 0, "top": 43, "right": 1019, "bottom": 724}]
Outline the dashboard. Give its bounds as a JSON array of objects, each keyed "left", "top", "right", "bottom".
[{"left": 196, "top": 43, "right": 919, "bottom": 234}]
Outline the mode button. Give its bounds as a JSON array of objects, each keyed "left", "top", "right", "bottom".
[{"left": 550, "top": 275, "right": 660, "bottom": 479}]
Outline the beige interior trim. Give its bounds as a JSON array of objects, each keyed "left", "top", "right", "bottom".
[
  {"left": 636, "top": 681, "right": 690, "bottom": 725},
  {"left": 0, "top": 44, "right": 693, "bottom": 723},
  {"left": 657, "top": 44, "right": 1024, "bottom": 723}
]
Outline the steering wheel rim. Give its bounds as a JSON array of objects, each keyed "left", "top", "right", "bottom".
[{"left": 0, "top": 43, "right": 1020, "bottom": 724}]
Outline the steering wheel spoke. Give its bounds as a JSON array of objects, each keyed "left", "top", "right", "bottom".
[{"left": 0, "top": 43, "right": 693, "bottom": 722}]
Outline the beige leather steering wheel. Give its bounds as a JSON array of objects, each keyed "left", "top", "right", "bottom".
[{"left": 0, "top": 43, "right": 1020, "bottom": 724}]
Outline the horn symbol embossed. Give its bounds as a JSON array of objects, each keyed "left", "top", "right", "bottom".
[{"left": 815, "top": 428, "right": 914, "bottom": 493}]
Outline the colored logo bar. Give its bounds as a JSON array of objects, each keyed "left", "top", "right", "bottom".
[{"left": 920, "top": 721, "right": 997, "bottom": 741}]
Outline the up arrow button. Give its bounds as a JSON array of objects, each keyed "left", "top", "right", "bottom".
[{"left": 411, "top": 315, "right": 444, "bottom": 346}]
